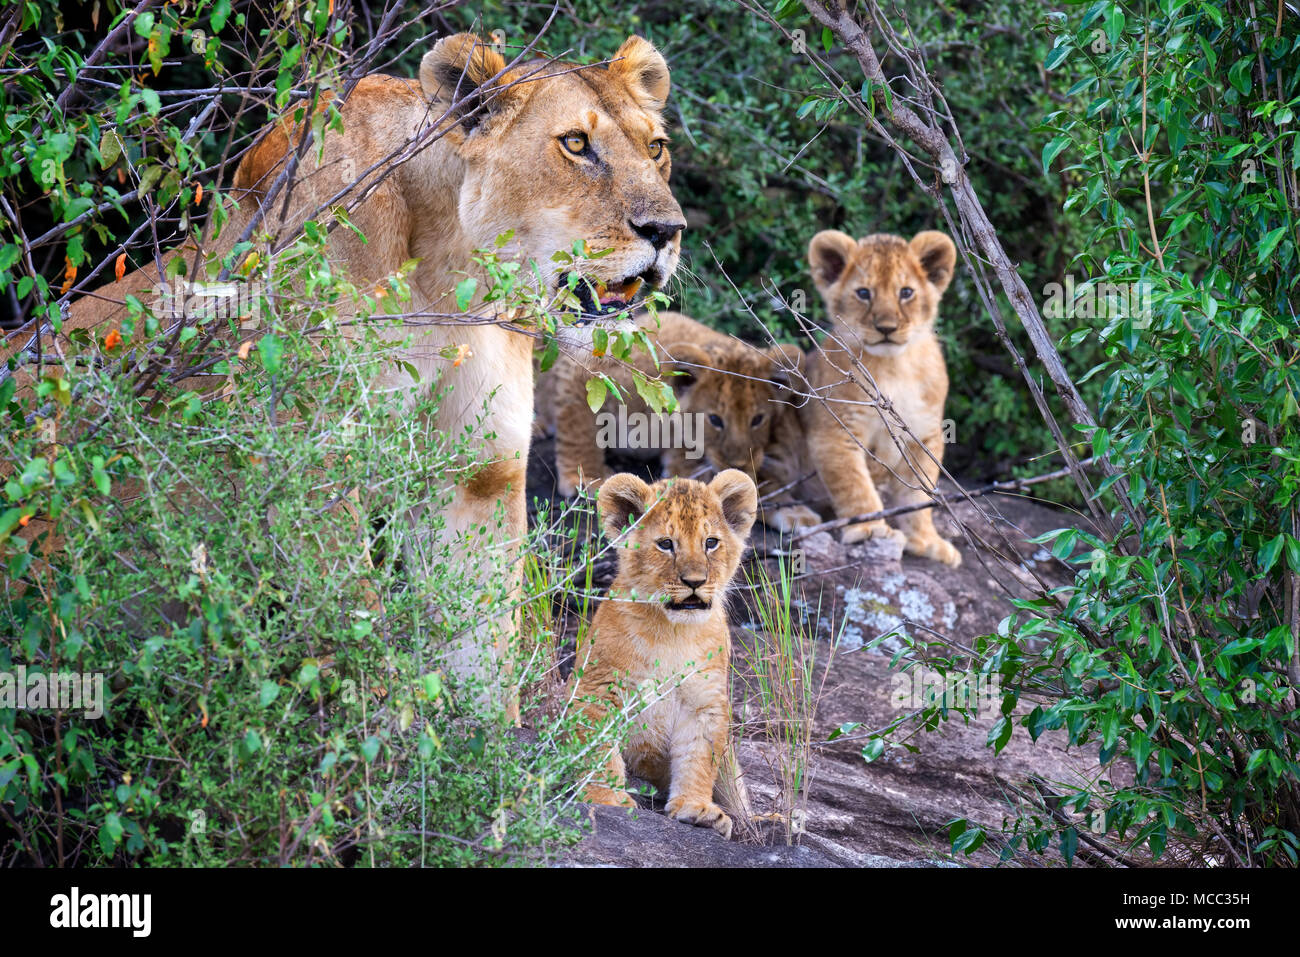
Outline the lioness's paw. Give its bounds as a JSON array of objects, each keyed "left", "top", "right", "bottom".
[
  {"left": 666, "top": 796, "right": 733, "bottom": 840},
  {"left": 907, "top": 536, "right": 962, "bottom": 567},
  {"left": 583, "top": 785, "right": 637, "bottom": 808},
  {"left": 769, "top": 505, "right": 820, "bottom": 533},
  {"left": 841, "top": 520, "right": 905, "bottom": 547}
]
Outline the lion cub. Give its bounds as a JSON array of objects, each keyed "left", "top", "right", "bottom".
[
  {"left": 571, "top": 469, "right": 757, "bottom": 840},
  {"left": 801, "top": 229, "right": 962, "bottom": 566},
  {"left": 551, "top": 312, "right": 805, "bottom": 498}
]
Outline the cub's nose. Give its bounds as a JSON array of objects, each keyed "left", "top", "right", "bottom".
[
  {"left": 875, "top": 321, "right": 899, "bottom": 335},
  {"left": 631, "top": 217, "right": 685, "bottom": 250},
  {"left": 679, "top": 574, "right": 706, "bottom": 590}
]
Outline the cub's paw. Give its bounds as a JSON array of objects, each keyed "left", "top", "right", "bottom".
[
  {"left": 582, "top": 785, "right": 637, "bottom": 808},
  {"left": 907, "top": 536, "right": 962, "bottom": 567},
  {"left": 841, "top": 520, "right": 905, "bottom": 547},
  {"left": 666, "top": 796, "right": 733, "bottom": 840},
  {"left": 769, "top": 505, "right": 821, "bottom": 533}
]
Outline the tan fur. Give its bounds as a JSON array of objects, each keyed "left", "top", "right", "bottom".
[
  {"left": 571, "top": 470, "right": 757, "bottom": 840},
  {"left": 551, "top": 312, "right": 810, "bottom": 527},
  {"left": 3, "top": 34, "right": 686, "bottom": 710},
  {"left": 799, "top": 230, "right": 962, "bottom": 566}
]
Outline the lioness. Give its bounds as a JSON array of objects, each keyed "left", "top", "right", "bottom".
[
  {"left": 801, "top": 229, "right": 962, "bottom": 566},
  {"left": 5, "top": 33, "right": 686, "bottom": 710},
  {"left": 572, "top": 469, "right": 757, "bottom": 840}
]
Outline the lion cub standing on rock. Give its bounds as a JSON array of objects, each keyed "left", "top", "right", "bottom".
[
  {"left": 571, "top": 470, "right": 757, "bottom": 840},
  {"left": 801, "top": 229, "right": 962, "bottom": 566}
]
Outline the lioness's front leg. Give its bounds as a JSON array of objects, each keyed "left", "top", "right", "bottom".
[
  {"left": 892, "top": 432, "right": 962, "bottom": 567},
  {"left": 664, "top": 702, "right": 733, "bottom": 840},
  {"left": 806, "top": 423, "right": 903, "bottom": 547},
  {"left": 430, "top": 458, "right": 527, "bottom": 723}
]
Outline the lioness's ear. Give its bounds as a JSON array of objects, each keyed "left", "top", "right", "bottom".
[
  {"left": 598, "top": 473, "right": 654, "bottom": 541},
  {"left": 420, "top": 33, "right": 514, "bottom": 133},
  {"left": 910, "top": 231, "right": 957, "bottom": 295},
  {"left": 663, "top": 341, "right": 712, "bottom": 390},
  {"left": 765, "top": 343, "right": 806, "bottom": 392},
  {"left": 610, "top": 36, "right": 671, "bottom": 112},
  {"left": 709, "top": 470, "right": 758, "bottom": 541},
  {"left": 808, "top": 230, "right": 858, "bottom": 293}
]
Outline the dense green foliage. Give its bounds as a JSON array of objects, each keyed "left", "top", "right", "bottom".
[{"left": 885, "top": 0, "right": 1299, "bottom": 866}]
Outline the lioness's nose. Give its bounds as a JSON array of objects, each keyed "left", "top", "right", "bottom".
[
  {"left": 631, "top": 217, "right": 685, "bottom": 250},
  {"left": 680, "top": 573, "right": 706, "bottom": 589}
]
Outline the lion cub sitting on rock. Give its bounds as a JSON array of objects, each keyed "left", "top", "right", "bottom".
[
  {"left": 801, "top": 229, "right": 962, "bottom": 566},
  {"left": 571, "top": 469, "right": 757, "bottom": 840}
]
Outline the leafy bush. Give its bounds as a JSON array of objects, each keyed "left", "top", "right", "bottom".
[
  {"left": 1, "top": 217, "right": 625, "bottom": 863},
  {"left": 902, "top": 0, "right": 1299, "bottom": 866}
]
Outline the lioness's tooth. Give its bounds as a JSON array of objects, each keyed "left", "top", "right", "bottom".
[{"left": 624, "top": 277, "right": 643, "bottom": 298}]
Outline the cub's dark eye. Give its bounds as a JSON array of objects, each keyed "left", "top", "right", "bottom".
[
  {"left": 648, "top": 139, "right": 667, "bottom": 160},
  {"left": 750, "top": 413, "right": 765, "bottom": 428},
  {"left": 705, "top": 537, "right": 720, "bottom": 551},
  {"left": 656, "top": 538, "right": 674, "bottom": 552},
  {"left": 899, "top": 287, "right": 914, "bottom": 301},
  {"left": 708, "top": 414, "right": 724, "bottom": 429},
  {"left": 561, "top": 132, "right": 589, "bottom": 155},
  {"left": 855, "top": 287, "right": 872, "bottom": 302}
]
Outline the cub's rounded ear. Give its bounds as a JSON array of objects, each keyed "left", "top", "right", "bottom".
[
  {"left": 807, "top": 230, "right": 858, "bottom": 293},
  {"left": 764, "top": 343, "right": 806, "bottom": 392},
  {"left": 910, "top": 231, "right": 957, "bottom": 295},
  {"left": 611, "top": 36, "right": 671, "bottom": 112},
  {"left": 709, "top": 469, "right": 758, "bottom": 541},
  {"left": 598, "top": 473, "right": 654, "bottom": 541},
  {"left": 420, "top": 34, "right": 515, "bottom": 134},
  {"left": 662, "top": 341, "right": 712, "bottom": 390}
]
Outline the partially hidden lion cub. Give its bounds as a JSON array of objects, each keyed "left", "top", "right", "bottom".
[
  {"left": 551, "top": 311, "right": 817, "bottom": 530},
  {"left": 801, "top": 230, "right": 962, "bottom": 566},
  {"left": 571, "top": 469, "right": 757, "bottom": 840}
]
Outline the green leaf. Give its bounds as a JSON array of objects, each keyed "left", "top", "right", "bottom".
[
  {"left": 585, "top": 376, "right": 608, "bottom": 413},
  {"left": 1044, "top": 42, "right": 1072, "bottom": 71},
  {"left": 1042, "top": 136, "right": 1070, "bottom": 173},
  {"left": 259, "top": 680, "right": 280, "bottom": 707},
  {"left": 1259, "top": 533, "right": 1285, "bottom": 573},
  {"left": 99, "top": 129, "right": 123, "bottom": 168},
  {"left": 258, "top": 334, "right": 283, "bottom": 374},
  {"left": 455, "top": 278, "right": 476, "bottom": 311}
]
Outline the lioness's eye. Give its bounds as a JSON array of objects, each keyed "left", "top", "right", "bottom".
[
  {"left": 656, "top": 538, "right": 674, "bottom": 552},
  {"left": 751, "top": 413, "right": 765, "bottom": 428},
  {"left": 648, "top": 139, "right": 666, "bottom": 160},
  {"left": 705, "top": 537, "right": 720, "bottom": 551},
  {"left": 561, "top": 132, "right": 589, "bottom": 155},
  {"left": 855, "top": 287, "right": 872, "bottom": 302},
  {"left": 899, "top": 287, "right": 914, "bottom": 301},
  {"left": 708, "top": 414, "right": 724, "bottom": 429}
]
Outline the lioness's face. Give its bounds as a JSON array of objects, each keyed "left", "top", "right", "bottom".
[
  {"left": 807, "top": 230, "right": 957, "bottom": 356},
  {"left": 598, "top": 471, "right": 757, "bottom": 625},
  {"left": 666, "top": 342, "right": 804, "bottom": 478},
  {"left": 422, "top": 35, "right": 685, "bottom": 323}
]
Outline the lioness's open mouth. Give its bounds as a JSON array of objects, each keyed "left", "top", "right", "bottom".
[
  {"left": 561, "top": 273, "right": 648, "bottom": 323},
  {"left": 667, "top": 596, "right": 710, "bottom": 611}
]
